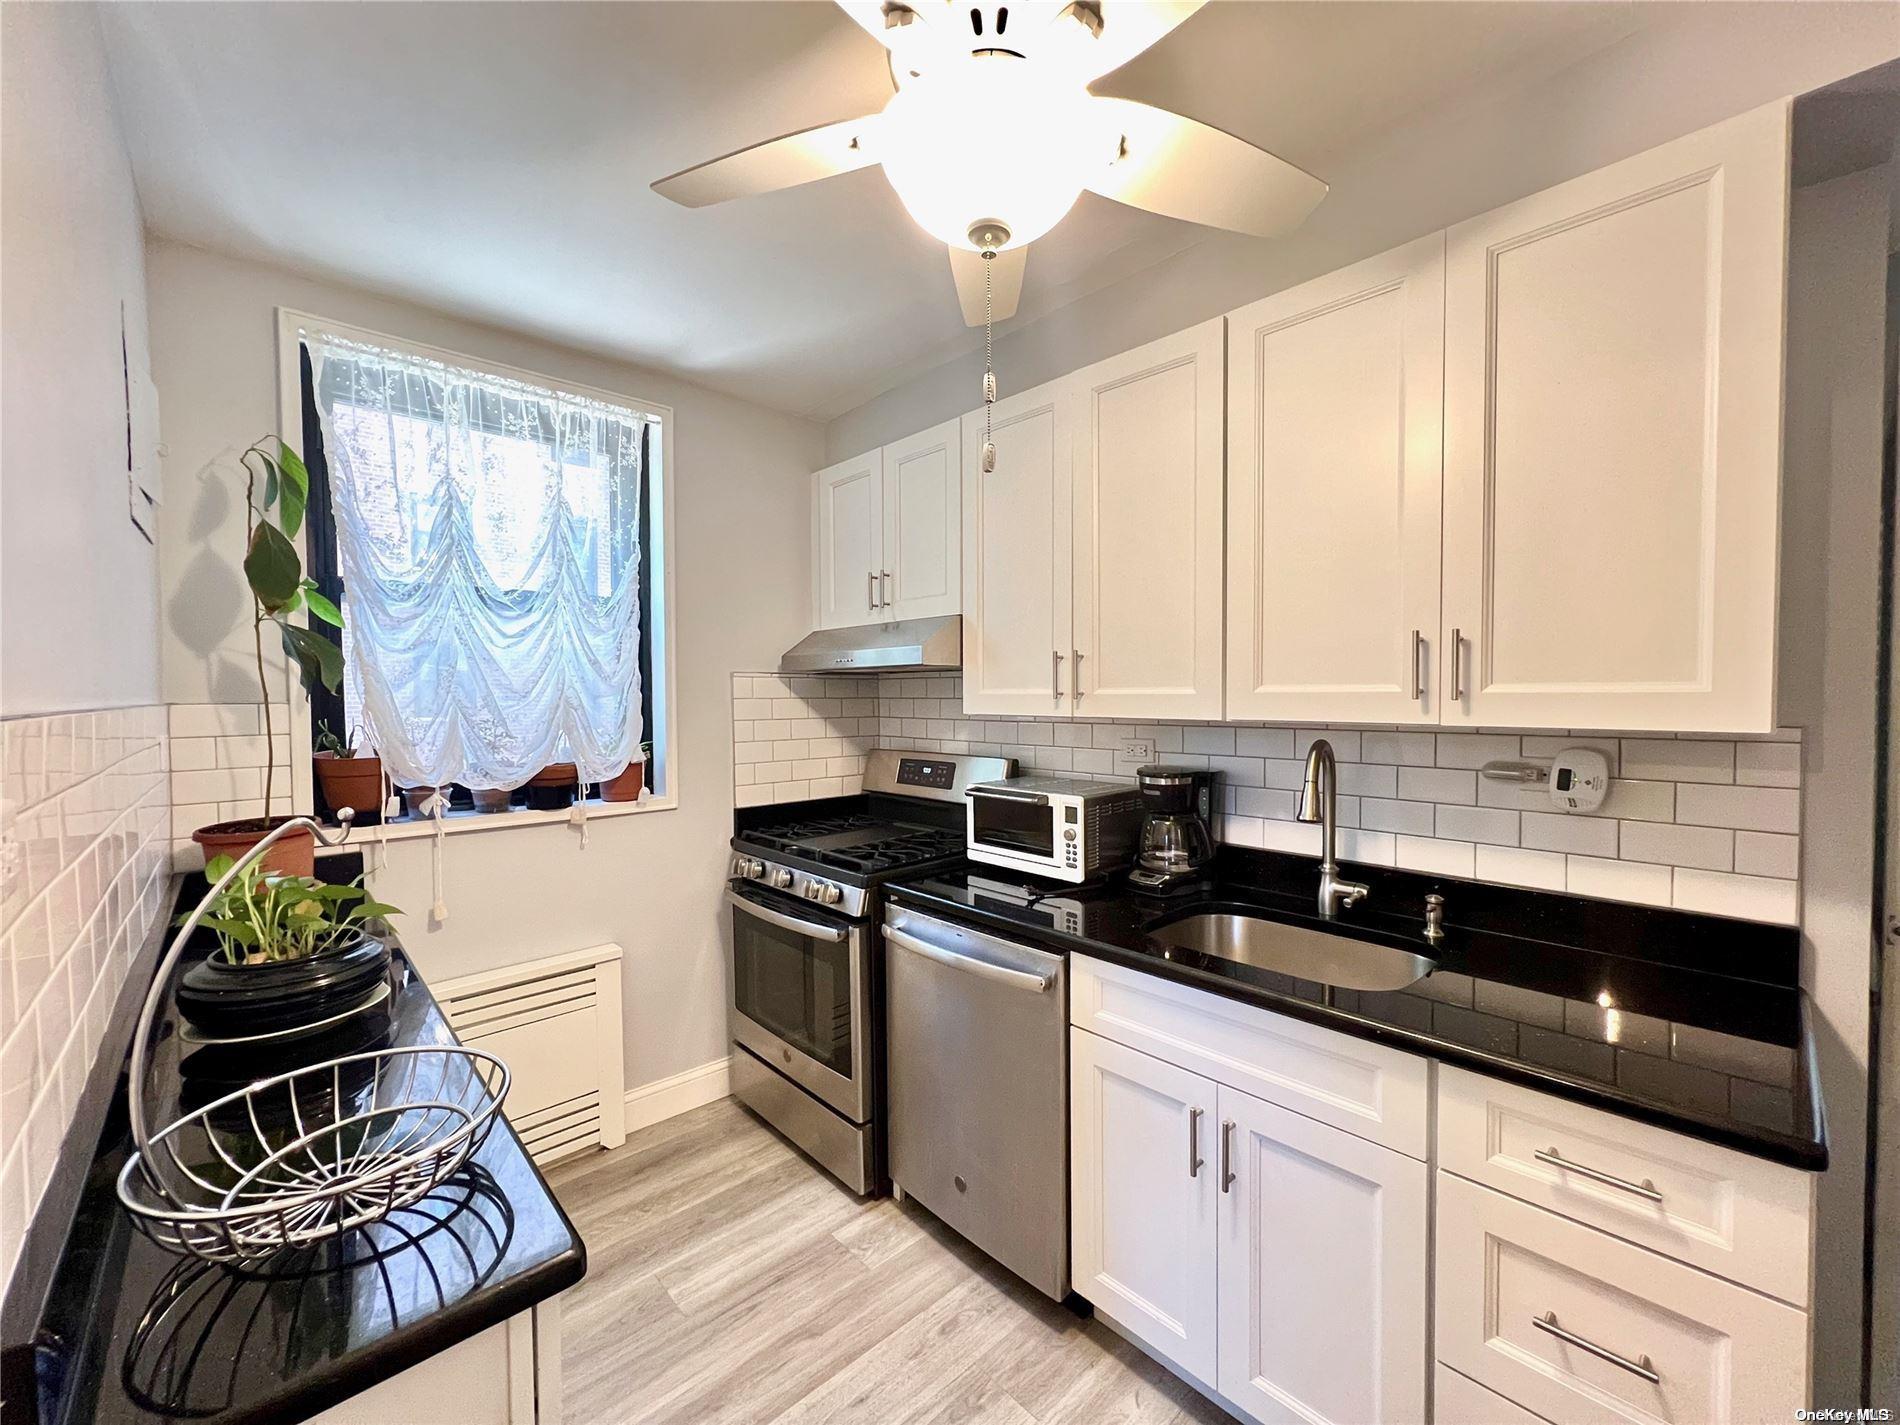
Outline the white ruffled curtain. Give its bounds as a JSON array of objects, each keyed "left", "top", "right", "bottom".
[{"left": 309, "top": 333, "right": 646, "bottom": 791}]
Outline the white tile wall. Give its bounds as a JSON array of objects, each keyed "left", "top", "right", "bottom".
[
  {"left": 729, "top": 674, "right": 879, "bottom": 807},
  {"left": 168, "top": 702, "right": 290, "bottom": 867},
  {"left": 862, "top": 675, "right": 1805, "bottom": 926},
  {"left": 0, "top": 707, "right": 171, "bottom": 1291}
]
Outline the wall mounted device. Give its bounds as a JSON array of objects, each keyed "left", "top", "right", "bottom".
[{"left": 1478, "top": 747, "right": 1612, "bottom": 813}]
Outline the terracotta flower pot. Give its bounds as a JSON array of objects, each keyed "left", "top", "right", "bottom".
[
  {"left": 472, "top": 787, "right": 513, "bottom": 813},
  {"left": 192, "top": 817, "right": 316, "bottom": 877},
  {"left": 401, "top": 785, "right": 439, "bottom": 818},
  {"left": 314, "top": 752, "right": 385, "bottom": 816},
  {"left": 600, "top": 760, "right": 646, "bottom": 803},
  {"left": 526, "top": 762, "right": 578, "bottom": 788}
]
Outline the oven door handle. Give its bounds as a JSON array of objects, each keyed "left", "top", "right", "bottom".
[
  {"left": 887, "top": 925, "right": 1054, "bottom": 993},
  {"left": 725, "top": 888, "right": 850, "bottom": 943},
  {"left": 970, "top": 787, "right": 1050, "bottom": 805}
]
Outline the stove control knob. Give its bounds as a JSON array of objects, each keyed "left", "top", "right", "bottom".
[
  {"left": 732, "top": 857, "right": 764, "bottom": 880},
  {"left": 818, "top": 884, "right": 843, "bottom": 906},
  {"left": 768, "top": 867, "right": 794, "bottom": 890}
]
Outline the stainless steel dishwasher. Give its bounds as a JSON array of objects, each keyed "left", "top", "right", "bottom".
[{"left": 883, "top": 904, "right": 1069, "bottom": 1300}]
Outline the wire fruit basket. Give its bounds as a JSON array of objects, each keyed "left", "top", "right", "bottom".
[{"left": 116, "top": 815, "right": 511, "bottom": 1265}]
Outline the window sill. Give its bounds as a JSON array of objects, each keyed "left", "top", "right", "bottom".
[{"left": 313, "top": 793, "right": 677, "bottom": 849}]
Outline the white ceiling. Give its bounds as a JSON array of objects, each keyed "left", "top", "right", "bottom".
[{"left": 100, "top": 1, "right": 1646, "bottom": 421}]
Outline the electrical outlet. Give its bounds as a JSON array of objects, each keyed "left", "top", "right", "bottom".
[{"left": 1116, "top": 737, "right": 1153, "bottom": 771}]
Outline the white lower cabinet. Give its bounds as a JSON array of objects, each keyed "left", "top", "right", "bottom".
[
  {"left": 1070, "top": 1020, "right": 1427, "bottom": 1423},
  {"left": 1216, "top": 1083, "right": 1429, "bottom": 1424},
  {"left": 1435, "top": 1173, "right": 1807, "bottom": 1425}
]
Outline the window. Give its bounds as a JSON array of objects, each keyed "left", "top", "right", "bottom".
[{"left": 285, "top": 312, "right": 670, "bottom": 818}]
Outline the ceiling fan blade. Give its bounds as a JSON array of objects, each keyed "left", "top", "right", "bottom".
[
  {"left": 1085, "top": 98, "right": 1327, "bottom": 238},
  {"left": 949, "top": 245, "right": 1026, "bottom": 326},
  {"left": 652, "top": 116, "right": 879, "bottom": 208},
  {"left": 1071, "top": 1, "right": 1207, "bottom": 82}
]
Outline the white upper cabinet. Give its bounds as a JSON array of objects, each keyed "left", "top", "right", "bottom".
[
  {"left": 813, "top": 423, "right": 962, "bottom": 630},
  {"left": 1441, "top": 99, "right": 1791, "bottom": 733},
  {"left": 961, "top": 379, "right": 1073, "bottom": 715},
  {"left": 1226, "top": 236, "right": 1446, "bottom": 724},
  {"left": 882, "top": 418, "right": 962, "bottom": 622},
  {"left": 1072, "top": 319, "right": 1226, "bottom": 720},
  {"left": 813, "top": 448, "right": 884, "bottom": 630}
]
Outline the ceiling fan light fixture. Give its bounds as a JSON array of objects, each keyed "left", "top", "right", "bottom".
[{"left": 875, "top": 59, "right": 1114, "bottom": 251}]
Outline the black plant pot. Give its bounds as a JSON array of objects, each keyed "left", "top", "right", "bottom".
[{"left": 175, "top": 936, "right": 392, "bottom": 1041}]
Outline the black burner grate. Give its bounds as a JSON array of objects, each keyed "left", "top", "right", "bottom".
[{"left": 739, "top": 816, "right": 964, "bottom": 875}]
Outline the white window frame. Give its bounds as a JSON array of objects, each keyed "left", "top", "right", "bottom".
[{"left": 274, "top": 306, "right": 679, "bottom": 837}]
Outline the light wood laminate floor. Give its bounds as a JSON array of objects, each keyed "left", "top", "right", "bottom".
[{"left": 546, "top": 1097, "right": 1236, "bottom": 1425}]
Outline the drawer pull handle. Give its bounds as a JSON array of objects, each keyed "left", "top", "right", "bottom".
[
  {"left": 1532, "top": 1311, "right": 1660, "bottom": 1385},
  {"left": 1220, "top": 1119, "right": 1236, "bottom": 1193},
  {"left": 1534, "top": 1147, "right": 1664, "bottom": 1203},
  {"left": 1188, "top": 1107, "right": 1204, "bottom": 1178}
]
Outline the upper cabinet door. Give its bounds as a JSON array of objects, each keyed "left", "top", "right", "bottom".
[
  {"left": 813, "top": 449, "right": 884, "bottom": 630},
  {"left": 1071, "top": 319, "right": 1226, "bottom": 720},
  {"left": 1215, "top": 1083, "right": 1429, "bottom": 1425},
  {"left": 962, "top": 380, "right": 1073, "bottom": 717},
  {"left": 1226, "top": 237, "right": 1445, "bottom": 725},
  {"left": 882, "top": 418, "right": 962, "bottom": 622},
  {"left": 1442, "top": 100, "right": 1791, "bottom": 733}
]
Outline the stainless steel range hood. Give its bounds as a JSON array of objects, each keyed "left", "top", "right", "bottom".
[{"left": 779, "top": 615, "right": 962, "bottom": 674}]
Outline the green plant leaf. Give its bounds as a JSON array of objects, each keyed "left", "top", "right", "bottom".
[
  {"left": 204, "top": 854, "right": 237, "bottom": 880},
  {"left": 258, "top": 452, "right": 279, "bottom": 511},
  {"left": 245, "top": 521, "right": 302, "bottom": 611},
  {"left": 278, "top": 619, "right": 345, "bottom": 694},
  {"left": 200, "top": 916, "right": 258, "bottom": 945},
  {"left": 302, "top": 586, "right": 343, "bottom": 628},
  {"left": 348, "top": 899, "right": 403, "bottom": 921},
  {"left": 276, "top": 441, "right": 309, "bottom": 500}
]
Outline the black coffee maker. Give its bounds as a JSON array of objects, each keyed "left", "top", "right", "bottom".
[{"left": 1128, "top": 766, "right": 1217, "bottom": 892}]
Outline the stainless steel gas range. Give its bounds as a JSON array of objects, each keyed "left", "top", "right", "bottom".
[{"left": 725, "top": 749, "right": 1012, "bottom": 1194}]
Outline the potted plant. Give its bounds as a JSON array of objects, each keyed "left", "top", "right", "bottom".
[
  {"left": 525, "top": 761, "right": 579, "bottom": 811},
  {"left": 173, "top": 853, "right": 402, "bottom": 1040},
  {"left": 471, "top": 786, "right": 514, "bottom": 813},
  {"left": 600, "top": 743, "right": 652, "bottom": 803},
  {"left": 313, "top": 721, "right": 385, "bottom": 818},
  {"left": 400, "top": 784, "right": 440, "bottom": 818},
  {"left": 190, "top": 438, "right": 345, "bottom": 877}
]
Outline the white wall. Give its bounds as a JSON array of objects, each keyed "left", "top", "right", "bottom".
[
  {"left": 145, "top": 238, "right": 823, "bottom": 1092},
  {"left": 0, "top": 2, "right": 160, "bottom": 716},
  {"left": 825, "top": 2, "right": 1900, "bottom": 459},
  {"left": 1778, "top": 163, "right": 1892, "bottom": 1408}
]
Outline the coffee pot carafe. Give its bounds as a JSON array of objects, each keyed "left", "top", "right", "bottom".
[{"left": 1128, "top": 766, "right": 1216, "bottom": 892}]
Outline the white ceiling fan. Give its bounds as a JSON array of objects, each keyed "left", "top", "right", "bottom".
[{"left": 651, "top": 0, "right": 1328, "bottom": 327}]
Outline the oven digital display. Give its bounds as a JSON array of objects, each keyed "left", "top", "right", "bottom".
[{"left": 897, "top": 758, "right": 956, "bottom": 790}]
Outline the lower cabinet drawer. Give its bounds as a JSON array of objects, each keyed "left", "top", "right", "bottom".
[
  {"left": 1436, "top": 1363, "right": 1551, "bottom": 1424},
  {"left": 1435, "top": 1173, "right": 1808, "bottom": 1425},
  {"left": 1437, "top": 1065, "right": 1812, "bottom": 1305}
]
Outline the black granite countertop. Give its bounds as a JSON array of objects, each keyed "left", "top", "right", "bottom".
[
  {"left": 13, "top": 881, "right": 585, "bottom": 1425},
  {"left": 886, "top": 847, "right": 1824, "bottom": 1170}
]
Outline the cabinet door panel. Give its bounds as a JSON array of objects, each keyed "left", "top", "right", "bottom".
[
  {"left": 1070, "top": 1027, "right": 1219, "bottom": 1386},
  {"left": 1216, "top": 1084, "right": 1428, "bottom": 1424},
  {"left": 962, "top": 381, "right": 1072, "bottom": 716},
  {"left": 1072, "top": 319, "right": 1225, "bottom": 720},
  {"left": 884, "top": 418, "right": 961, "bottom": 621},
  {"left": 814, "top": 450, "right": 883, "bottom": 630},
  {"left": 1227, "top": 235, "right": 1444, "bottom": 723},
  {"left": 1442, "top": 100, "right": 1789, "bottom": 732}
]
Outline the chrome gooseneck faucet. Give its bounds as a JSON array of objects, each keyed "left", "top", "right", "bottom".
[{"left": 1296, "top": 739, "right": 1370, "bottom": 919}]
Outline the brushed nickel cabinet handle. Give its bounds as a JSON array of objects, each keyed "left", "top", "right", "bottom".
[
  {"left": 881, "top": 570, "right": 892, "bottom": 608},
  {"left": 1534, "top": 1148, "right": 1664, "bottom": 1203},
  {"left": 1052, "top": 649, "right": 1065, "bottom": 702},
  {"left": 1451, "top": 627, "right": 1465, "bottom": 702},
  {"left": 1531, "top": 1312, "right": 1660, "bottom": 1384},
  {"left": 1219, "top": 1119, "right": 1235, "bottom": 1193},
  {"left": 1073, "top": 649, "right": 1084, "bottom": 702},
  {"left": 1188, "top": 1107, "right": 1204, "bottom": 1178},
  {"left": 868, "top": 571, "right": 878, "bottom": 612},
  {"left": 1411, "top": 629, "right": 1425, "bottom": 702}
]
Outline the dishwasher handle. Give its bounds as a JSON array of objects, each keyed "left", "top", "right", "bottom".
[{"left": 887, "top": 925, "right": 1054, "bottom": 993}]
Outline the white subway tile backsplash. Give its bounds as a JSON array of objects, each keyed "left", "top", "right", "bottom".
[
  {"left": 1434, "top": 733, "right": 1520, "bottom": 769},
  {"left": 1734, "top": 831, "right": 1800, "bottom": 880},
  {"left": 1675, "top": 783, "right": 1800, "bottom": 834},
  {"left": 1734, "top": 742, "right": 1801, "bottom": 788},
  {"left": 731, "top": 674, "right": 877, "bottom": 807},
  {"left": 1475, "top": 845, "right": 1568, "bottom": 891},
  {"left": 1395, "top": 836, "right": 1476, "bottom": 877},
  {"left": 1397, "top": 766, "right": 1477, "bottom": 805},
  {"left": 1566, "top": 854, "right": 1673, "bottom": 907},
  {"left": 1597, "top": 779, "right": 1675, "bottom": 823},
  {"left": 1618, "top": 820, "right": 1733, "bottom": 872},
  {"left": 1361, "top": 731, "right": 1436, "bottom": 767},
  {"left": 2, "top": 705, "right": 169, "bottom": 1295},
  {"left": 1620, "top": 739, "right": 1735, "bottom": 784},
  {"left": 1360, "top": 797, "right": 1435, "bottom": 837},
  {"left": 1672, "top": 868, "right": 1798, "bottom": 925},
  {"left": 1434, "top": 805, "right": 1518, "bottom": 847},
  {"left": 1520, "top": 811, "right": 1620, "bottom": 857},
  {"left": 1236, "top": 727, "right": 1298, "bottom": 758}
]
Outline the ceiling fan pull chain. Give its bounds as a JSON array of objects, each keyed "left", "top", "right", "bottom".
[{"left": 981, "top": 249, "right": 997, "bottom": 474}]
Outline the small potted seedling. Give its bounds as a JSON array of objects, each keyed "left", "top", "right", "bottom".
[{"left": 313, "top": 721, "right": 385, "bottom": 819}]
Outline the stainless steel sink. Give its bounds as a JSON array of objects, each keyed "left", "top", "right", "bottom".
[{"left": 1148, "top": 912, "right": 1435, "bottom": 992}]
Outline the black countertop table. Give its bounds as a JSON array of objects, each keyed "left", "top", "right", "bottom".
[
  {"left": 20, "top": 936, "right": 586, "bottom": 1425},
  {"left": 886, "top": 847, "right": 1825, "bottom": 1171}
]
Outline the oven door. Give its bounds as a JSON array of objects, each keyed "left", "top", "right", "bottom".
[
  {"left": 726, "top": 884, "right": 872, "bottom": 1122},
  {"left": 967, "top": 789, "right": 1077, "bottom": 879}
]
